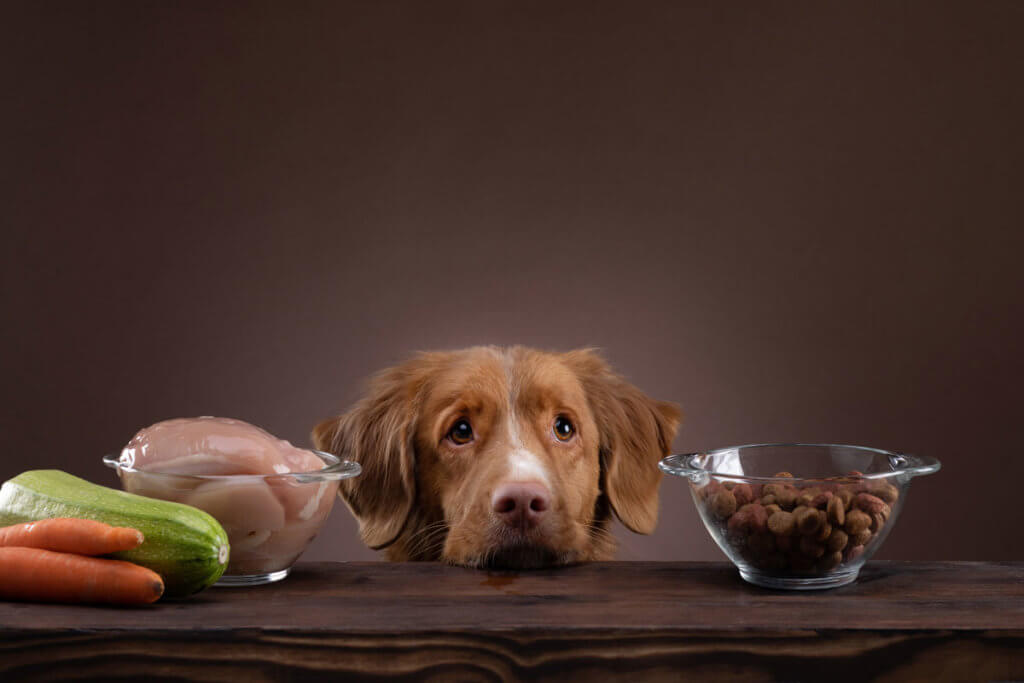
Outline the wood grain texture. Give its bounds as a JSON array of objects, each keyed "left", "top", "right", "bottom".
[{"left": 0, "top": 562, "right": 1021, "bottom": 681}]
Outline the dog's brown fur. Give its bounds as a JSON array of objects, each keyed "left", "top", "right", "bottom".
[{"left": 313, "top": 346, "right": 679, "bottom": 568}]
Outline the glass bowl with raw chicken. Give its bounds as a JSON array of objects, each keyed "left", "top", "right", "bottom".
[{"left": 103, "top": 417, "right": 361, "bottom": 586}]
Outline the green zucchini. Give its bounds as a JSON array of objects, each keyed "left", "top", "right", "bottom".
[{"left": 0, "top": 470, "right": 229, "bottom": 598}]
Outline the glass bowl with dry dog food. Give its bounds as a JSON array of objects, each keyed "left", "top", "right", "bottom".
[{"left": 659, "top": 443, "right": 940, "bottom": 590}]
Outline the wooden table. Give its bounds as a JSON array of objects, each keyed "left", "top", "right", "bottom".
[{"left": 1, "top": 561, "right": 1021, "bottom": 681}]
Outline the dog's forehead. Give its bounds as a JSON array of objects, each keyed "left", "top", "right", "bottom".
[
  {"left": 422, "top": 348, "right": 586, "bottom": 412},
  {"left": 507, "top": 352, "right": 585, "bottom": 404},
  {"left": 422, "top": 349, "right": 509, "bottom": 410}
]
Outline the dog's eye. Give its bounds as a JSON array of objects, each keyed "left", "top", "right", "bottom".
[
  {"left": 448, "top": 419, "right": 474, "bottom": 445},
  {"left": 553, "top": 416, "right": 575, "bottom": 441}
]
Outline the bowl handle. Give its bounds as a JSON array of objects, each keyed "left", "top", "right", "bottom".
[
  {"left": 894, "top": 453, "right": 941, "bottom": 478},
  {"left": 658, "top": 454, "right": 710, "bottom": 483}
]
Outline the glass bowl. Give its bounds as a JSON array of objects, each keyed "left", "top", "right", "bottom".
[
  {"left": 659, "top": 443, "right": 940, "bottom": 590},
  {"left": 103, "top": 450, "right": 360, "bottom": 586}
]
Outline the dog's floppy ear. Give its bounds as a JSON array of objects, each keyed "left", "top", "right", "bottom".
[
  {"left": 565, "top": 349, "right": 681, "bottom": 535},
  {"left": 313, "top": 357, "right": 434, "bottom": 550}
]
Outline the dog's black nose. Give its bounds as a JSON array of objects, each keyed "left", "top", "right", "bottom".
[{"left": 492, "top": 482, "right": 550, "bottom": 531}]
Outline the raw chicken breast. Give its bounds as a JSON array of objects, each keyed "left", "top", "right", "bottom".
[
  {"left": 117, "top": 416, "right": 340, "bottom": 576},
  {"left": 121, "top": 416, "right": 322, "bottom": 475},
  {"left": 186, "top": 479, "right": 287, "bottom": 533}
]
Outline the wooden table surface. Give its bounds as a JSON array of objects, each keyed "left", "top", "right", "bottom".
[{"left": 1, "top": 561, "right": 1021, "bottom": 681}]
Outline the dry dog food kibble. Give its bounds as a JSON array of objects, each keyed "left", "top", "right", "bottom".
[
  {"left": 708, "top": 490, "right": 737, "bottom": 518},
  {"left": 698, "top": 473, "right": 898, "bottom": 574}
]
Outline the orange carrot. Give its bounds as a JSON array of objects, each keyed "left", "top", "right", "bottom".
[
  {"left": 0, "top": 518, "right": 144, "bottom": 555},
  {"left": 0, "top": 547, "right": 163, "bottom": 604}
]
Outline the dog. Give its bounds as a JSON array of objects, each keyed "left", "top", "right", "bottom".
[{"left": 313, "top": 346, "right": 680, "bottom": 569}]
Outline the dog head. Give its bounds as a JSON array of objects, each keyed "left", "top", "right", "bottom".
[{"left": 313, "top": 346, "right": 679, "bottom": 568}]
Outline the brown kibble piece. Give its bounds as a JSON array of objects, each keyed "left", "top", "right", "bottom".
[
  {"left": 809, "top": 491, "right": 834, "bottom": 509},
  {"left": 818, "top": 551, "right": 843, "bottom": 571},
  {"left": 795, "top": 487, "right": 821, "bottom": 506},
  {"left": 811, "top": 493, "right": 835, "bottom": 509},
  {"left": 827, "top": 496, "right": 846, "bottom": 527},
  {"left": 732, "top": 483, "right": 755, "bottom": 506},
  {"left": 764, "top": 503, "right": 782, "bottom": 516},
  {"left": 768, "top": 510, "right": 797, "bottom": 536},
  {"left": 697, "top": 480, "right": 719, "bottom": 501},
  {"left": 775, "top": 487, "right": 798, "bottom": 510},
  {"left": 709, "top": 490, "right": 737, "bottom": 519},
  {"left": 870, "top": 512, "right": 886, "bottom": 533},
  {"left": 728, "top": 504, "right": 769, "bottom": 536},
  {"left": 854, "top": 493, "right": 887, "bottom": 514},
  {"left": 852, "top": 528, "right": 872, "bottom": 546},
  {"left": 845, "top": 544, "right": 865, "bottom": 562},
  {"left": 723, "top": 481, "right": 736, "bottom": 491},
  {"left": 760, "top": 494, "right": 778, "bottom": 506},
  {"left": 796, "top": 507, "right": 823, "bottom": 536},
  {"left": 845, "top": 509, "right": 871, "bottom": 535},
  {"left": 799, "top": 536, "right": 825, "bottom": 558},
  {"left": 726, "top": 511, "right": 748, "bottom": 537},
  {"left": 774, "top": 471, "right": 794, "bottom": 478},
  {"left": 836, "top": 488, "right": 854, "bottom": 511},
  {"left": 827, "top": 529, "right": 849, "bottom": 553},
  {"left": 745, "top": 504, "right": 769, "bottom": 533},
  {"left": 813, "top": 518, "right": 832, "bottom": 542},
  {"left": 869, "top": 482, "right": 900, "bottom": 504}
]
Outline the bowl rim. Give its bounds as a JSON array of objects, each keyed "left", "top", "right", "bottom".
[
  {"left": 102, "top": 449, "right": 362, "bottom": 483},
  {"left": 659, "top": 442, "right": 940, "bottom": 483}
]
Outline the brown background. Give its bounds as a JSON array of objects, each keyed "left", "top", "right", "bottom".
[{"left": 3, "top": 1, "right": 1022, "bottom": 563}]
